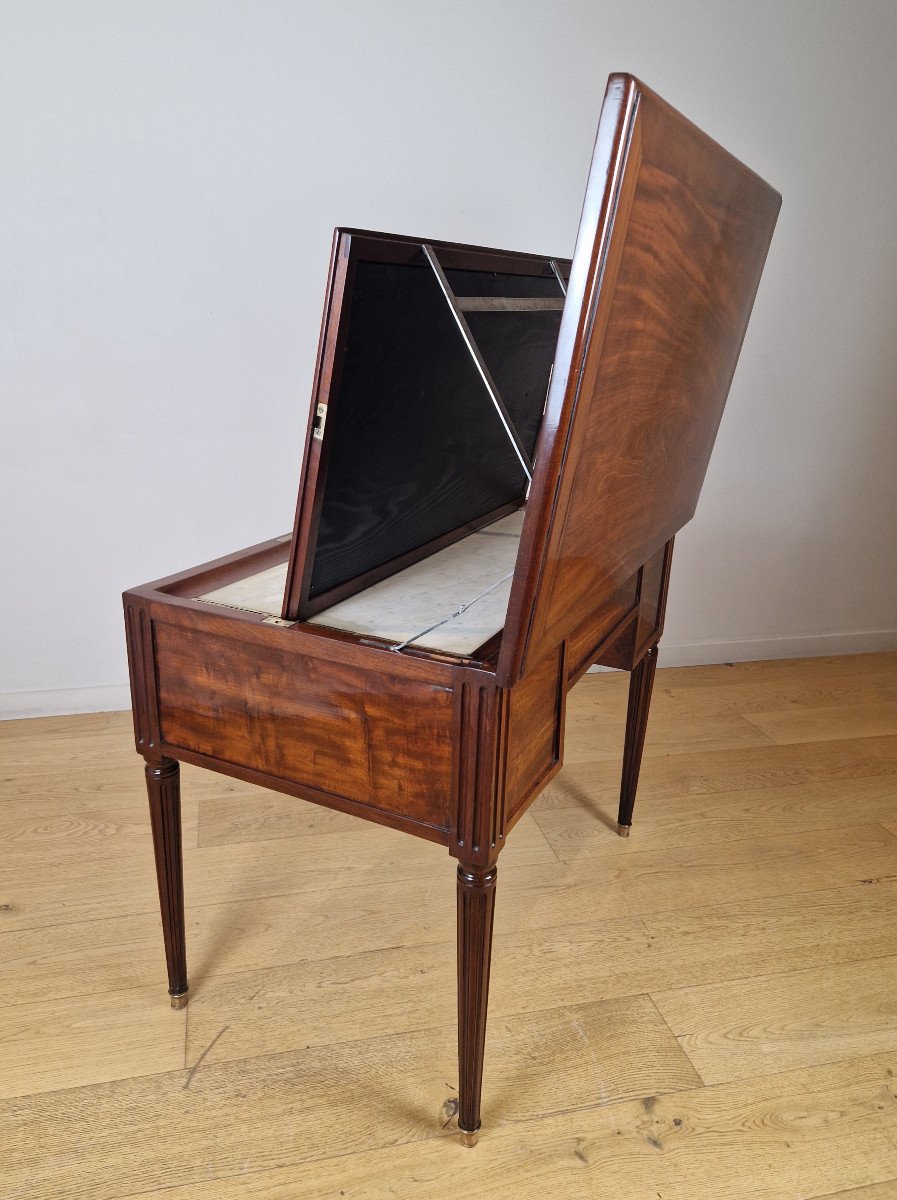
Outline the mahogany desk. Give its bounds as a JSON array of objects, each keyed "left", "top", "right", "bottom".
[{"left": 124, "top": 74, "right": 780, "bottom": 1145}]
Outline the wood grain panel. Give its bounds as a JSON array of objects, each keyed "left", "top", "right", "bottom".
[
  {"left": 635, "top": 539, "right": 674, "bottom": 655},
  {"left": 499, "top": 75, "right": 780, "bottom": 684},
  {"left": 154, "top": 620, "right": 453, "bottom": 832},
  {"left": 564, "top": 573, "right": 640, "bottom": 682},
  {"left": 504, "top": 645, "right": 565, "bottom": 821}
]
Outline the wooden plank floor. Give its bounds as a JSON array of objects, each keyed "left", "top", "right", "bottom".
[{"left": 2, "top": 652, "right": 897, "bottom": 1199}]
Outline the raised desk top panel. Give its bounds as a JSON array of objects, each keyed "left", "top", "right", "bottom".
[{"left": 498, "top": 75, "right": 781, "bottom": 685}]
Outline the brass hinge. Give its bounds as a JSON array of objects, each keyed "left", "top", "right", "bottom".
[
  {"left": 262, "top": 616, "right": 296, "bottom": 627},
  {"left": 312, "top": 402, "right": 327, "bottom": 441}
]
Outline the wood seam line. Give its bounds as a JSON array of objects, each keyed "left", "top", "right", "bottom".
[
  {"left": 737, "top": 704, "right": 897, "bottom": 746},
  {"left": 645, "top": 950, "right": 897, "bottom": 1008},
  {"left": 806, "top": 1179, "right": 897, "bottom": 1200},
  {"left": 670, "top": 1034, "right": 712, "bottom": 1087},
  {"left": 641, "top": 992, "right": 705, "bottom": 1086},
  {"left": 727, "top": 709, "right": 780, "bottom": 743},
  {"left": 523, "top": 808, "right": 564, "bottom": 862},
  {"left": 670, "top": 1043, "right": 897, "bottom": 1095}
]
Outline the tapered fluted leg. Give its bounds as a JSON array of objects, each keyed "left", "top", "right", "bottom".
[
  {"left": 456, "top": 862, "right": 497, "bottom": 1146},
  {"left": 145, "top": 757, "right": 188, "bottom": 1008},
  {"left": 617, "top": 644, "right": 659, "bottom": 836}
]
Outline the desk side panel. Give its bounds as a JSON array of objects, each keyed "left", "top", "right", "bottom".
[
  {"left": 504, "top": 645, "right": 566, "bottom": 824},
  {"left": 144, "top": 607, "right": 454, "bottom": 837}
]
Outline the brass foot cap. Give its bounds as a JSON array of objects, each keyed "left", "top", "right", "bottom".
[
  {"left": 459, "top": 1127, "right": 479, "bottom": 1148},
  {"left": 170, "top": 990, "right": 189, "bottom": 1010},
  {"left": 617, "top": 823, "right": 631, "bottom": 838}
]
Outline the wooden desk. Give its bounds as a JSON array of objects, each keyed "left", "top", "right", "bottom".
[{"left": 124, "top": 73, "right": 780, "bottom": 1146}]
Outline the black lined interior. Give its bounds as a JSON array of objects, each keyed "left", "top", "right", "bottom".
[{"left": 308, "top": 257, "right": 565, "bottom": 601}]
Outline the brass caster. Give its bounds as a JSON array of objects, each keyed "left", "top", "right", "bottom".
[
  {"left": 617, "top": 823, "right": 631, "bottom": 838},
  {"left": 170, "top": 990, "right": 189, "bottom": 1010},
  {"left": 459, "top": 1127, "right": 479, "bottom": 1148}
]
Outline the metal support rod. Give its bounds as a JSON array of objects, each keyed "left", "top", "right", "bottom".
[
  {"left": 422, "top": 243, "right": 533, "bottom": 483},
  {"left": 549, "top": 259, "right": 567, "bottom": 296}
]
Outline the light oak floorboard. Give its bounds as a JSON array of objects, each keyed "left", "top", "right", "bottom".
[
  {"left": 186, "top": 990, "right": 701, "bottom": 1109},
  {"left": 531, "top": 811, "right": 897, "bottom": 902},
  {"left": 562, "top": 705, "right": 775, "bottom": 763},
  {"left": 652, "top": 955, "right": 897, "bottom": 1084},
  {"left": 654, "top": 677, "right": 897, "bottom": 719},
  {"left": 197, "top": 787, "right": 381, "bottom": 846},
  {"left": 743, "top": 700, "right": 897, "bottom": 745},
  {"left": 571, "top": 654, "right": 897, "bottom": 721},
  {"left": 0, "top": 985, "right": 186, "bottom": 1099},
  {"left": 533, "top": 735, "right": 897, "bottom": 813},
  {"left": 812, "top": 1184, "right": 897, "bottom": 1199},
  {"left": 627, "top": 652, "right": 897, "bottom": 692},
  {"left": 533, "top": 773, "right": 897, "bottom": 851},
  {"left": 0, "top": 790, "right": 200, "bottom": 853}
]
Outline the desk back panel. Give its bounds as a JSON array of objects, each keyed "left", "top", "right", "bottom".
[{"left": 498, "top": 75, "right": 781, "bottom": 685}]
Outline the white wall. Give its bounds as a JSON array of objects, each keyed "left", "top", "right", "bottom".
[{"left": 2, "top": 0, "right": 896, "bottom": 718}]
